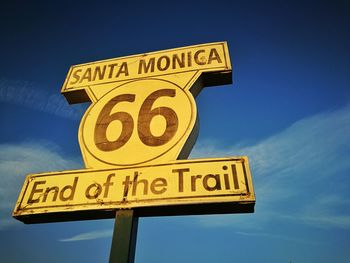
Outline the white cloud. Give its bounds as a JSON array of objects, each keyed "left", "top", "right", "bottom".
[
  {"left": 191, "top": 104, "right": 350, "bottom": 230},
  {"left": 0, "top": 79, "right": 85, "bottom": 120},
  {"left": 59, "top": 229, "right": 112, "bottom": 242},
  {"left": 2, "top": 103, "right": 349, "bottom": 243},
  {"left": 0, "top": 141, "right": 82, "bottom": 230}
]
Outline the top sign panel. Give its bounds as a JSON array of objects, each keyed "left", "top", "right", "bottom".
[{"left": 61, "top": 42, "right": 231, "bottom": 94}]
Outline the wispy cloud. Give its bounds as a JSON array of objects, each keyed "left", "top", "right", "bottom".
[
  {"left": 2, "top": 102, "right": 349, "bottom": 244},
  {"left": 0, "top": 141, "right": 82, "bottom": 230},
  {"left": 235, "top": 231, "right": 322, "bottom": 245},
  {"left": 59, "top": 229, "right": 112, "bottom": 242},
  {"left": 0, "top": 79, "right": 85, "bottom": 120},
  {"left": 191, "top": 104, "right": 350, "bottom": 231}
]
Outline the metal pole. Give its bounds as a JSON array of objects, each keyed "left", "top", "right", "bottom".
[{"left": 109, "top": 210, "right": 139, "bottom": 263}]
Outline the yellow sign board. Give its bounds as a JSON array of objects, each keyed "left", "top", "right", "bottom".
[
  {"left": 13, "top": 42, "right": 255, "bottom": 224},
  {"left": 61, "top": 42, "right": 232, "bottom": 169},
  {"left": 62, "top": 42, "right": 231, "bottom": 102},
  {"left": 13, "top": 157, "right": 254, "bottom": 223}
]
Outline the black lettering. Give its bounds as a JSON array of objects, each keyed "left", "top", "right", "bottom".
[
  {"left": 222, "top": 166, "right": 230, "bottom": 190},
  {"left": 132, "top": 171, "right": 148, "bottom": 195},
  {"left": 43, "top": 186, "right": 59, "bottom": 202},
  {"left": 208, "top": 48, "right": 222, "bottom": 64},
  {"left": 93, "top": 66, "right": 106, "bottom": 81},
  {"left": 85, "top": 183, "right": 102, "bottom": 199},
  {"left": 203, "top": 174, "right": 222, "bottom": 191},
  {"left": 157, "top": 56, "right": 170, "bottom": 71},
  {"left": 194, "top": 49, "right": 206, "bottom": 65},
  {"left": 108, "top": 63, "right": 119, "bottom": 78},
  {"left": 172, "top": 168, "right": 190, "bottom": 192},
  {"left": 28, "top": 181, "right": 46, "bottom": 203},
  {"left": 138, "top": 58, "right": 155, "bottom": 74},
  {"left": 187, "top": 52, "right": 192, "bottom": 67},
  {"left": 69, "top": 69, "right": 82, "bottom": 85},
  {"left": 116, "top": 62, "right": 129, "bottom": 77},
  {"left": 172, "top": 53, "right": 185, "bottom": 69},
  {"left": 191, "top": 175, "right": 202, "bottom": 191},
  {"left": 122, "top": 175, "right": 132, "bottom": 197},
  {"left": 151, "top": 178, "right": 167, "bottom": 194},
  {"left": 79, "top": 68, "right": 92, "bottom": 83},
  {"left": 231, "top": 164, "right": 239, "bottom": 189},
  {"left": 60, "top": 177, "right": 78, "bottom": 201},
  {"left": 103, "top": 173, "right": 115, "bottom": 198}
]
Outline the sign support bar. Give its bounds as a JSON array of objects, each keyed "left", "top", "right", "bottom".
[{"left": 109, "top": 210, "right": 139, "bottom": 263}]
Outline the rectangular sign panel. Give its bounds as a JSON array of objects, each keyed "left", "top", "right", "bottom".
[
  {"left": 13, "top": 157, "right": 255, "bottom": 223},
  {"left": 61, "top": 42, "right": 231, "bottom": 103}
]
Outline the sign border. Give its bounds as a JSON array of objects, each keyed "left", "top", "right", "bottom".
[
  {"left": 13, "top": 157, "right": 255, "bottom": 224},
  {"left": 62, "top": 42, "right": 231, "bottom": 92}
]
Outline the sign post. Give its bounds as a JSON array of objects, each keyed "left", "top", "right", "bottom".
[
  {"left": 109, "top": 210, "right": 138, "bottom": 263},
  {"left": 13, "top": 42, "right": 255, "bottom": 262}
]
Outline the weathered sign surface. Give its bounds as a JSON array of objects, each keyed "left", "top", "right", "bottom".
[
  {"left": 13, "top": 157, "right": 254, "bottom": 223},
  {"left": 61, "top": 42, "right": 232, "bottom": 169},
  {"left": 13, "top": 42, "right": 255, "bottom": 224},
  {"left": 61, "top": 42, "right": 231, "bottom": 103}
]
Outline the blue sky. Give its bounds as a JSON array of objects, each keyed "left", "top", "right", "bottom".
[{"left": 1, "top": 1, "right": 350, "bottom": 262}]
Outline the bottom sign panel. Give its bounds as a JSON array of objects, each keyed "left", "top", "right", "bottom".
[{"left": 13, "top": 157, "right": 255, "bottom": 223}]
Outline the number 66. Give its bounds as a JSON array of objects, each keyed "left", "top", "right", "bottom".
[{"left": 94, "top": 89, "right": 179, "bottom": 151}]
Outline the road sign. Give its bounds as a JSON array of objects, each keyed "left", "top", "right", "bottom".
[
  {"left": 62, "top": 42, "right": 232, "bottom": 169},
  {"left": 61, "top": 42, "right": 231, "bottom": 103},
  {"left": 13, "top": 41, "right": 255, "bottom": 263},
  {"left": 13, "top": 41, "right": 255, "bottom": 222},
  {"left": 13, "top": 157, "right": 254, "bottom": 223}
]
